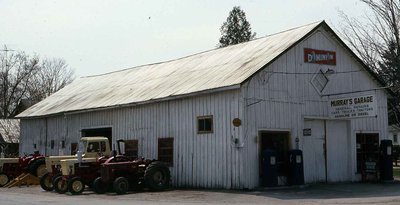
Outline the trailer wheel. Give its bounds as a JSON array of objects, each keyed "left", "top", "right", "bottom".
[
  {"left": 28, "top": 158, "right": 47, "bottom": 177},
  {"left": 53, "top": 176, "right": 68, "bottom": 194},
  {"left": 93, "top": 177, "right": 108, "bottom": 194},
  {"left": 113, "top": 177, "right": 129, "bottom": 195},
  {"left": 0, "top": 173, "right": 9, "bottom": 187},
  {"left": 68, "top": 177, "right": 85, "bottom": 195},
  {"left": 39, "top": 173, "right": 54, "bottom": 191},
  {"left": 144, "top": 161, "right": 170, "bottom": 191}
]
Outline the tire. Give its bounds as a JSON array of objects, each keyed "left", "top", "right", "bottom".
[
  {"left": 144, "top": 161, "right": 171, "bottom": 191},
  {"left": 53, "top": 176, "right": 68, "bottom": 194},
  {"left": 113, "top": 177, "right": 129, "bottom": 195},
  {"left": 68, "top": 177, "right": 85, "bottom": 195},
  {"left": 93, "top": 177, "right": 108, "bottom": 194},
  {"left": 28, "top": 158, "right": 47, "bottom": 177},
  {"left": 0, "top": 173, "right": 10, "bottom": 187},
  {"left": 40, "top": 173, "right": 54, "bottom": 191}
]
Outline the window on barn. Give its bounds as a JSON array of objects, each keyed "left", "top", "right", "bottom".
[
  {"left": 71, "top": 143, "right": 78, "bottom": 155},
  {"left": 125, "top": 140, "right": 139, "bottom": 158},
  {"left": 50, "top": 140, "right": 55, "bottom": 149},
  {"left": 311, "top": 70, "right": 328, "bottom": 92},
  {"left": 158, "top": 138, "right": 173, "bottom": 166},
  {"left": 394, "top": 134, "right": 398, "bottom": 143},
  {"left": 197, "top": 115, "right": 213, "bottom": 134}
]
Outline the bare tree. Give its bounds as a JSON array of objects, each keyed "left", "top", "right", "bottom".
[
  {"left": 338, "top": 0, "right": 400, "bottom": 125},
  {"left": 0, "top": 45, "right": 75, "bottom": 118},
  {"left": 28, "top": 58, "right": 75, "bottom": 104},
  {"left": 0, "top": 46, "right": 39, "bottom": 118},
  {"left": 338, "top": 0, "right": 400, "bottom": 92}
]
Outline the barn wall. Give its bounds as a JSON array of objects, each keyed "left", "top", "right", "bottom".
[
  {"left": 241, "top": 27, "right": 389, "bottom": 188},
  {"left": 20, "top": 90, "right": 243, "bottom": 189}
]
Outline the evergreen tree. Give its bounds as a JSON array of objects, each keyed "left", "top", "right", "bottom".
[{"left": 218, "top": 6, "right": 256, "bottom": 48}]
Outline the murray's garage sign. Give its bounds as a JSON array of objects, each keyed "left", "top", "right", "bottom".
[{"left": 329, "top": 95, "right": 377, "bottom": 119}]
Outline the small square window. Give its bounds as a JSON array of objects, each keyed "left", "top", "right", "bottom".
[{"left": 197, "top": 116, "right": 213, "bottom": 134}]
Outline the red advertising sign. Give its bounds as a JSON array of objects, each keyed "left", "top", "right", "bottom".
[{"left": 304, "top": 48, "right": 336, "bottom": 65}]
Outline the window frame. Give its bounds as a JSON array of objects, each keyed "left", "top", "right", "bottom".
[{"left": 197, "top": 115, "right": 214, "bottom": 134}]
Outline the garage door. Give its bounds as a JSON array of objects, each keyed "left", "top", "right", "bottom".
[{"left": 303, "top": 120, "right": 351, "bottom": 183}]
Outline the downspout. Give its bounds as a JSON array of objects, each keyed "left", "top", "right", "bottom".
[
  {"left": 45, "top": 118, "right": 48, "bottom": 155},
  {"left": 324, "top": 120, "right": 328, "bottom": 183}
]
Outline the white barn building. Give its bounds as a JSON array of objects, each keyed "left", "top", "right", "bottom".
[{"left": 17, "top": 21, "right": 390, "bottom": 189}]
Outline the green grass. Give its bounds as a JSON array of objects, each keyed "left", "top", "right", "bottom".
[{"left": 393, "top": 168, "right": 400, "bottom": 178}]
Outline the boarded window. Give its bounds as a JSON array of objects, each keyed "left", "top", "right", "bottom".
[
  {"left": 71, "top": 143, "right": 78, "bottom": 155},
  {"left": 197, "top": 115, "right": 213, "bottom": 134},
  {"left": 125, "top": 140, "right": 139, "bottom": 157},
  {"left": 158, "top": 138, "right": 173, "bottom": 166}
]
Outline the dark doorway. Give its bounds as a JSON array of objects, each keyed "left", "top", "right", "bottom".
[
  {"left": 260, "top": 131, "right": 290, "bottom": 186},
  {"left": 356, "top": 133, "right": 379, "bottom": 181},
  {"left": 81, "top": 127, "right": 112, "bottom": 146}
]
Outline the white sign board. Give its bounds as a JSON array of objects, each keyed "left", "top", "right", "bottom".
[{"left": 329, "top": 95, "right": 377, "bottom": 119}]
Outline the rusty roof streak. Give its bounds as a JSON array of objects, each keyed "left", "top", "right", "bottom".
[{"left": 17, "top": 21, "right": 323, "bottom": 118}]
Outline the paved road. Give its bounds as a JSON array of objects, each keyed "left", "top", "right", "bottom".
[{"left": 1, "top": 183, "right": 400, "bottom": 205}]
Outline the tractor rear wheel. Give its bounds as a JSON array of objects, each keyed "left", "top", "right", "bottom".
[
  {"left": 144, "top": 161, "right": 170, "bottom": 191},
  {"left": 0, "top": 173, "right": 9, "bottom": 187},
  {"left": 40, "top": 172, "right": 54, "bottom": 191},
  {"left": 93, "top": 177, "right": 108, "bottom": 194},
  {"left": 53, "top": 176, "right": 68, "bottom": 194},
  {"left": 68, "top": 177, "right": 85, "bottom": 195},
  {"left": 28, "top": 158, "right": 47, "bottom": 177},
  {"left": 113, "top": 177, "right": 129, "bottom": 195}
]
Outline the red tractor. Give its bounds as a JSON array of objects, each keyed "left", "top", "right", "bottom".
[
  {"left": 0, "top": 151, "right": 46, "bottom": 187},
  {"left": 53, "top": 139, "right": 137, "bottom": 195},
  {"left": 93, "top": 157, "right": 171, "bottom": 195}
]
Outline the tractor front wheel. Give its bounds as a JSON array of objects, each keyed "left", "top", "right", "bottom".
[
  {"left": 39, "top": 173, "right": 54, "bottom": 191},
  {"left": 68, "top": 177, "right": 85, "bottom": 195},
  {"left": 0, "top": 173, "right": 10, "bottom": 187},
  {"left": 113, "top": 177, "right": 129, "bottom": 195},
  {"left": 53, "top": 176, "right": 68, "bottom": 194},
  {"left": 28, "top": 158, "right": 47, "bottom": 177},
  {"left": 93, "top": 177, "right": 108, "bottom": 194}
]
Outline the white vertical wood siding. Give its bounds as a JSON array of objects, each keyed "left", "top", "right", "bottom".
[
  {"left": 241, "top": 28, "right": 388, "bottom": 188},
  {"left": 20, "top": 27, "right": 388, "bottom": 189},
  {"left": 20, "top": 90, "right": 243, "bottom": 189}
]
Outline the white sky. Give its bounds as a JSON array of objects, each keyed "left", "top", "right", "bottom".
[{"left": 0, "top": 0, "right": 369, "bottom": 77}]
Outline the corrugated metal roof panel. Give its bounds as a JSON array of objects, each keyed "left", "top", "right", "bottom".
[
  {"left": 18, "top": 21, "right": 322, "bottom": 118},
  {"left": 0, "top": 119, "right": 20, "bottom": 143}
]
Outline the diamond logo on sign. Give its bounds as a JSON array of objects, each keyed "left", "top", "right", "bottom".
[{"left": 329, "top": 95, "right": 377, "bottom": 119}]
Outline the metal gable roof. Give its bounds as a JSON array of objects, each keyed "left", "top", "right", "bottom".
[{"left": 18, "top": 21, "right": 323, "bottom": 118}]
